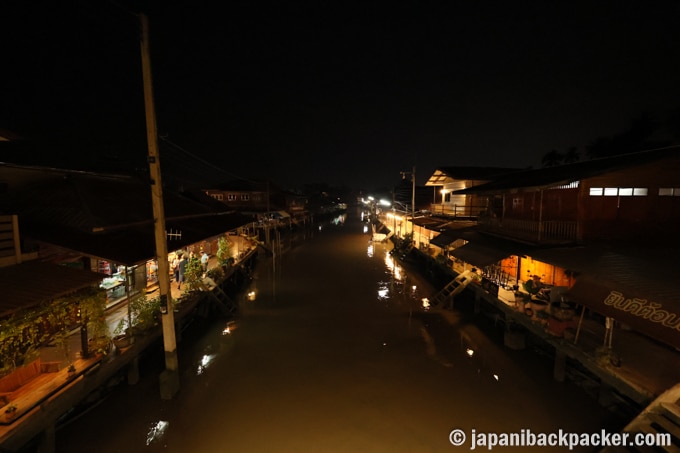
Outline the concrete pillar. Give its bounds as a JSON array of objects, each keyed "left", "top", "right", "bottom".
[{"left": 553, "top": 349, "right": 566, "bottom": 382}]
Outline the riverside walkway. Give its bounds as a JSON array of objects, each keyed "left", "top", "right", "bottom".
[
  {"left": 396, "top": 243, "right": 680, "bottom": 451},
  {"left": 0, "top": 244, "right": 258, "bottom": 453}
]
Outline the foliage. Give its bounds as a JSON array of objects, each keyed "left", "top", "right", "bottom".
[
  {"left": 522, "top": 278, "right": 541, "bottom": 295},
  {"left": 184, "top": 256, "right": 204, "bottom": 292},
  {"left": 0, "top": 287, "right": 101, "bottom": 372},
  {"left": 216, "top": 236, "right": 233, "bottom": 266},
  {"left": 541, "top": 149, "right": 564, "bottom": 167},
  {"left": 206, "top": 265, "right": 225, "bottom": 282},
  {"left": 115, "top": 292, "right": 164, "bottom": 334},
  {"left": 77, "top": 287, "right": 109, "bottom": 341}
]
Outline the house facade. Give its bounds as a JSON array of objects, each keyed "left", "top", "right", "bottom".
[
  {"left": 424, "top": 166, "right": 521, "bottom": 217},
  {"left": 420, "top": 148, "right": 680, "bottom": 351}
]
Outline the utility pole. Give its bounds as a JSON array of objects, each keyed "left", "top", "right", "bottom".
[
  {"left": 139, "top": 13, "right": 179, "bottom": 400},
  {"left": 411, "top": 166, "right": 416, "bottom": 237},
  {"left": 400, "top": 166, "right": 416, "bottom": 238}
]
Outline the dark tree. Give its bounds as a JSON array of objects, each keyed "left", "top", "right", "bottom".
[
  {"left": 541, "top": 149, "right": 563, "bottom": 167},
  {"left": 586, "top": 113, "right": 667, "bottom": 159},
  {"left": 563, "top": 146, "right": 580, "bottom": 164}
]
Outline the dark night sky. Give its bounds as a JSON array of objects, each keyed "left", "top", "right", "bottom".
[{"left": 3, "top": 1, "right": 680, "bottom": 190}]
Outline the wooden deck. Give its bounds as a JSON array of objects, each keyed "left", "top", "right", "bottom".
[{"left": 0, "top": 356, "right": 102, "bottom": 427}]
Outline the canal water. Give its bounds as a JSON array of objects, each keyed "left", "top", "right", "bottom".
[{"left": 55, "top": 208, "right": 623, "bottom": 452}]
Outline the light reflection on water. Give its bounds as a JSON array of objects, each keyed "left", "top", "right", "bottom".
[
  {"left": 145, "top": 420, "right": 169, "bottom": 446},
  {"left": 55, "top": 210, "right": 621, "bottom": 452}
]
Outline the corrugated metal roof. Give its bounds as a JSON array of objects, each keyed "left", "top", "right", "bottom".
[
  {"left": 568, "top": 274, "right": 680, "bottom": 350},
  {"left": 0, "top": 164, "right": 254, "bottom": 265},
  {"left": 429, "top": 166, "right": 522, "bottom": 182},
  {"left": 22, "top": 211, "right": 253, "bottom": 265},
  {"left": 531, "top": 245, "right": 679, "bottom": 306},
  {"left": 454, "top": 146, "right": 680, "bottom": 194},
  {"left": 448, "top": 232, "right": 533, "bottom": 268},
  {"left": 0, "top": 261, "right": 105, "bottom": 318}
]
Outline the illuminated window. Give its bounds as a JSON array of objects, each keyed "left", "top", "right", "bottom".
[
  {"left": 618, "top": 188, "right": 633, "bottom": 196},
  {"left": 604, "top": 188, "right": 618, "bottom": 196},
  {"left": 633, "top": 188, "right": 648, "bottom": 196},
  {"left": 211, "top": 194, "right": 223, "bottom": 201},
  {"left": 512, "top": 198, "right": 523, "bottom": 210},
  {"left": 551, "top": 181, "right": 580, "bottom": 189},
  {"left": 589, "top": 188, "right": 603, "bottom": 196},
  {"left": 227, "top": 194, "right": 237, "bottom": 201},
  {"left": 241, "top": 194, "right": 250, "bottom": 201},
  {"left": 659, "top": 188, "right": 680, "bottom": 196}
]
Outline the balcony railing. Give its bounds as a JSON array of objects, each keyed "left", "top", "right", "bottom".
[
  {"left": 478, "top": 217, "right": 579, "bottom": 244},
  {"left": 429, "top": 204, "right": 486, "bottom": 218}
]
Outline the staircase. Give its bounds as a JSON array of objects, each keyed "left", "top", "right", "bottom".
[
  {"left": 196, "top": 278, "right": 237, "bottom": 316},
  {"left": 430, "top": 270, "right": 475, "bottom": 309},
  {"left": 600, "top": 382, "right": 680, "bottom": 452}
]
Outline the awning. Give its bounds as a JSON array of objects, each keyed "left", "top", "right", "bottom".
[
  {"left": 448, "top": 233, "right": 530, "bottom": 268},
  {"left": 0, "top": 261, "right": 106, "bottom": 318},
  {"left": 269, "top": 211, "right": 290, "bottom": 219},
  {"left": 449, "top": 242, "right": 513, "bottom": 267},
  {"left": 24, "top": 212, "right": 253, "bottom": 266},
  {"left": 430, "top": 232, "right": 458, "bottom": 248},
  {"left": 567, "top": 275, "right": 680, "bottom": 350},
  {"left": 411, "top": 216, "right": 449, "bottom": 231}
]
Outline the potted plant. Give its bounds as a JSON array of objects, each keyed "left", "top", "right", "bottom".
[
  {"left": 67, "top": 363, "right": 76, "bottom": 379},
  {"left": 4, "top": 403, "right": 17, "bottom": 421},
  {"left": 112, "top": 319, "right": 135, "bottom": 351}
]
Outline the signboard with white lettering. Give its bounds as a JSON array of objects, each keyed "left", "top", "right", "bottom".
[{"left": 567, "top": 275, "right": 680, "bottom": 350}]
